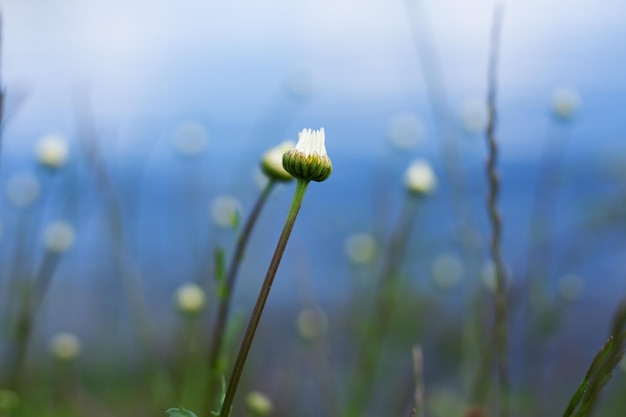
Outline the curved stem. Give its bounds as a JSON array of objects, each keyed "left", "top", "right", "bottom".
[
  {"left": 484, "top": 4, "right": 509, "bottom": 417},
  {"left": 218, "top": 179, "right": 309, "bottom": 417},
  {"left": 204, "top": 179, "right": 276, "bottom": 412}
]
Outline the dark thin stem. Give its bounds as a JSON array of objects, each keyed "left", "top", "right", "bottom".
[
  {"left": 484, "top": 4, "right": 508, "bottom": 417},
  {"left": 218, "top": 179, "right": 309, "bottom": 417},
  {"left": 204, "top": 179, "right": 277, "bottom": 412}
]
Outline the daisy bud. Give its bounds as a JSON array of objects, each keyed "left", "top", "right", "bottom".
[
  {"left": 261, "top": 141, "right": 295, "bottom": 182},
  {"left": 282, "top": 128, "right": 332, "bottom": 182}
]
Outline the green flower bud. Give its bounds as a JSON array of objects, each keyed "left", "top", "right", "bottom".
[
  {"left": 282, "top": 128, "right": 332, "bottom": 182},
  {"left": 260, "top": 141, "right": 295, "bottom": 182},
  {"left": 245, "top": 391, "right": 274, "bottom": 416}
]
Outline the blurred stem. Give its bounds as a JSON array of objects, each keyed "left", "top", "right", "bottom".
[
  {"left": 412, "top": 345, "right": 425, "bottom": 417},
  {"left": 346, "top": 195, "right": 420, "bottom": 417},
  {"left": 75, "top": 92, "right": 166, "bottom": 410},
  {"left": 218, "top": 179, "right": 309, "bottom": 417},
  {"left": 204, "top": 179, "right": 276, "bottom": 412},
  {"left": 7, "top": 251, "right": 61, "bottom": 390},
  {"left": 484, "top": 4, "right": 509, "bottom": 417}
]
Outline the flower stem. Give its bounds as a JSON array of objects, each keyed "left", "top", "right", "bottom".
[
  {"left": 204, "top": 179, "right": 276, "bottom": 413},
  {"left": 218, "top": 179, "right": 309, "bottom": 417},
  {"left": 484, "top": 4, "right": 509, "bottom": 417}
]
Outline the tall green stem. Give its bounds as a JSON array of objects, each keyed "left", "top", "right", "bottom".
[
  {"left": 204, "top": 179, "right": 276, "bottom": 413},
  {"left": 218, "top": 179, "right": 309, "bottom": 417}
]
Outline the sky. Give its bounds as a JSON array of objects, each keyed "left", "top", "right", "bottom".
[{"left": 1, "top": 0, "right": 625, "bottom": 156}]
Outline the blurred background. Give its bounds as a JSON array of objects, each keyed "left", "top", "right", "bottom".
[{"left": 1, "top": 0, "right": 626, "bottom": 416}]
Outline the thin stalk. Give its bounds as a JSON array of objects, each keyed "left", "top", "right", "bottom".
[
  {"left": 7, "top": 251, "right": 61, "bottom": 390},
  {"left": 204, "top": 179, "right": 277, "bottom": 412},
  {"left": 412, "top": 345, "right": 425, "bottom": 417},
  {"left": 218, "top": 179, "right": 309, "bottom": 417},
  {"left": 484, "top": 4, "right": 508, "bottom": 417},
  {"left": 346, "top": 195, "right": 420, "bottom": 417}
]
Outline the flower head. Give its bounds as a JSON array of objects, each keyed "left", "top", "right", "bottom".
[
  {"left": 35, "top": 134, "right": 69, "bottom": 169},
  {"left": 282, "top": 128, "right": 332, "bottom": 182},
  {"left": 43, "top": 221, "right": 75, "bottom": 253},
  {"left": 173, "top": 121, "right": 209, "bottom": 156},
  {"left": 296, "top": 308, "right": 329, "bottom": 342},
  {"left": 210, "top": 196, "right": 242, "bottom": 229},
  {"left": 344, "top": 233, "right": 378, "bottom": 265},
  {"left": 176, "top": 283, "right": 207, "bottom": 315},
  {"left": 261, "top": 141, "right": 295, "bottom": 182},
  {"left": 404, "top": 159, "right": 436, "bottom": 196},
  {"left": 50, "top": 332, "right": 81, "bottom": 361},
  {"left": 551, "top": 87, "right": 581, "bottom": 121}
]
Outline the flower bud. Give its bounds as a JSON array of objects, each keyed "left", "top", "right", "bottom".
[
  {"left": 43, "top": 221, "right": 75, "bottom": 253},
  {"left": 404, "top": 159, "right": 436, "bottom": 196},
  {"left": 176, "top": 283, "right": 207, "bottom": 315},
  {"left": 245, "top": 391, "right": 273, "bottom": 416},
  {"left": 551, "top": 87, "right": 581, "bottom": 121},
  {"left": 260, "top": 141, "right": 295, "bottom": 182},
  {"left": 282, "top": 128, "right": 332, "bottom": 182},
  {"left": 35, "top": 134, "right": 69, "bottom": 169},
  {"left": 50, "top": 332, "right": 81, "bottom": 361}
]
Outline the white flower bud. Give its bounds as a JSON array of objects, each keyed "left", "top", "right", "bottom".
[
  {"left": 176, "top": 283, "right": 207, "bottom": 315},
  {"left": 173, "top": 121, "right": 208, "bottom": 156},
  {"left": 43, "top": 221, "right": 75, "bottom": 253},
  {"left": 210, "top": 196, "right": 242, "bottom": 229},
  {"left": 35, "top": 134, "right": 69, "bottom": 169},
  {"left": 50, "top": 332, "right": 81, "bottom": 361},
  {"left": 296, "top": 308, "right": 329, "bottom": 342},
  {"left": 431, "top": 254, "right": 464, "bottom": 290},
  {"left": 261, "top": 141, "right": 295, "bottom": 182},
  {"left": 282, "top": 128, "right": 332, "bottom": 182},
  {"left": 551, "top": 87, "right": 581, "bottom": 121},
  {"left": 404, "top": 159, "right": 436, "bottom": 196},
  {"left": 344, "top": 233, "right": 377, "bottom": 265}
]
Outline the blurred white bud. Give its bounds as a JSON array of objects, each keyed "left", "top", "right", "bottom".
[
  {"left": 210, "top": 196, "right": 242, "bottom": 229},
  {"left": 431, "top": 254, "right": 464, "bottom": 290},
  {"left": 261, "top": 141, "right": 295, "bottom": 182},
  {"left": 43, "top": 221, "right": 75, "bottom": 253},
  {"left": 344, "top": 233, "right": 378, "bottom": 265},
  {"left": 35, "top": 134, "right": 69, "bottom": 169},
  {"left": 404, "top": 159, "right": 436, "bottom": 196},
  {"left": 388, "top": 113, "right": 425, "bottom": 150},
  {"left": 173, "top": 121, "right": 208, "bottom": 156},
  {"left": 558, "top": 274, "right": 584, "bottom": 302},
  {"left": 50, "top": 332, "right": 81, "bottom": 361},
  {"left": 245, "top": 391, "right": 274, "bottom": 417},
  {"left": 296, "top": 308, "right": 329, "bottom": 342},
  {"left": 460, "top": 99, "right": 488, "bottom": 134},
  {"left": 6, "top": 173, "right": 41, "bottom": 208},
  {"left": 551, "top": 87, "right": 581, "bottom": 121},
  {"left": 176, "top": 283, "right": 207, "bottom": 315}
]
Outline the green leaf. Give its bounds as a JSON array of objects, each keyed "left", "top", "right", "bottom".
[
  {"left": 211, "top": 375, "right": 227, "bottom": 416},
  {"left": 166, "top": 406, "right": 199, "bottom": 417}
]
